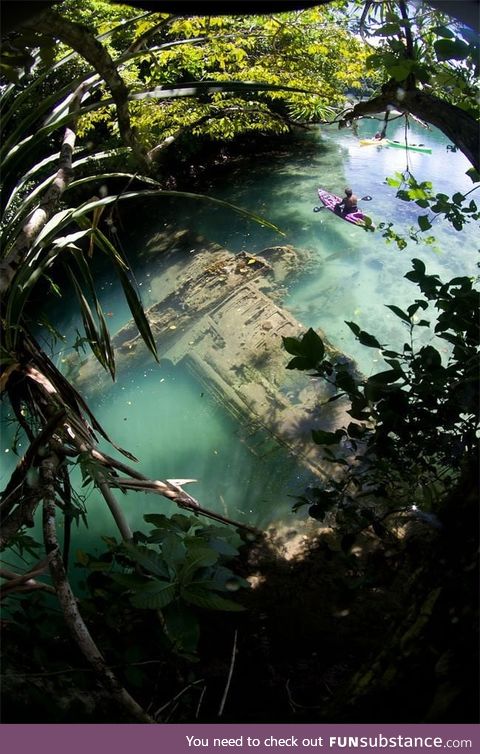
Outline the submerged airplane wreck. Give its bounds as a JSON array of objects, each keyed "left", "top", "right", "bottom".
[{"left": 73, "top": 230, "right": 359, "bottom": 480}]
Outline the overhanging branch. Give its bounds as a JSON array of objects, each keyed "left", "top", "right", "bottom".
[{"left": 340, "top": 83, "right": 480, "bottom": 172}]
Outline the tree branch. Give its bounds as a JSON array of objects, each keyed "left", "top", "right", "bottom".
[
  {"left": 0, "top": 85, "right": 84, "bottom": 295},
  {"left": 41, "top": 455, "right": 153, "bottom": 723},
  {"left": 340, "top": 83, "right": 480, "bottom": 172},
  {"left": 24, "top": 9, "right": 148, "bottom": 168}
]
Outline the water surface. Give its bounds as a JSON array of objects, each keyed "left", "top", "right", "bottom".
[{"left": 1, "top": 122, "right": 477, "bottom": 547}]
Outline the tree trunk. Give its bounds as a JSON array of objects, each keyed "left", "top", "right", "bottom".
[{"left": 23, "top": 9, "right": 148, "bottom": 168}]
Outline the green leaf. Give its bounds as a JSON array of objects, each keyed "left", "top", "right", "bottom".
[
  {"left": 180, "top": 547, "right": 219, "bottom": 584},
  {"left": 385, "top": 305, "right": 411, "bottom": 323},
  {"left": 207, "top": 537, "right": 239, "bottom": 557},
  {"left": 52, "top": 229, "right": 91, "bottom": 249},
  {"left": 113, "top": 261, "right": 159, "bottom": 361},
  {"left": 302, "top": 328, "right": 325, "bottom": 363},
  {"left": 282, "top": 335, "right": 304, "bottom": 356},
  {"left": 312, "top": 428, "right": 344, "bottom": 446},
  {"left": 161, "top": 533, "right": 186, "bottom": 563},
  {"left": 419, "top": 345, "right": 442, "bottom": 370},
  {"left": 465, "top": 167, "right": 480, "bottom": 183},
  {"left": 405, "top": 258, "right": 426, "bottom": 283},
  {"left": 286, "top": 355, "right": 311, "bottom": 371},
  {"left": 163, "top": 602, "right": 200, "bottom": 653},
  {"left": 358, "top": 331, "right": 381, "bottom": 348},
  {"left": 109, "top": 572, "right": 148, "bottom": 589},
  {"left": 345, "top": 321, "right": 361, "bottom": 337},
  {"left": 144, "top": 513, "right": 179, "bottom": 530},
  {"left": 130, "top": 580, "right": 176, "bottom": 610},
  {"left": 347, "top": 422, "right": 367, "bottom": 439},
  {"left": 123, "top": 544, "right": 170, "bottom": 579},
  {"left": 181, "top": 587, "right": 245, "bottom": 611},
  {"left": 418, "top": 215, "right": 432, "bottom": 232},
  {"left": 432, "top": 25, "right": 455, "bottom": 39},
  {"left": 367, "top": 369, "right": 402, "bottom": 385},
  {"left": 170, "top": 514, "right": 194, "bottom": 531},
  {"left": 434, "top": 38, "right": 470, "bottom": 61},
  {"left": 335, "top": 370, "right": 357, "bottom": 394}
]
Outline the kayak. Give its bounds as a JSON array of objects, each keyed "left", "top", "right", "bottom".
[
  {"left": 385, "top": 138, "right": 432, "bottom": 154},
  {"left": 359, "top": 137, "right": 432, "bottom": 154},
  {"left": 317, "top": 188, "right": 367, "bottom": 226},
  {"left": 360, "top": 138, "right": 386, "bottom": 147}
]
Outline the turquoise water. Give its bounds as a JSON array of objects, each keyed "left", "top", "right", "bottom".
[{"left": 1, "top": 122, "right": 478, "bottom": 548}]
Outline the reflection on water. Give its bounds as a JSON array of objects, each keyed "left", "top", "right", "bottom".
[{"left": 1, "top": 123, "right": 477, "bottom": 543}]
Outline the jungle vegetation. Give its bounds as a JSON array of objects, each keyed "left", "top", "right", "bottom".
[{"left": 0, "top": 0, "right": 478, "bottom": 723}]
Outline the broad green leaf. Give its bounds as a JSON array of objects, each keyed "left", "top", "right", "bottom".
[
  {"left": 345, "top": 321, "right": 361, "bottom": 337},
  {"left": 434, "top": 38, "right": 470, "bottom": 61},
  {"left": 170, "top": 514, "right": 194, "bottom": 531},
  {"left": 282, "top": 335, "right": 304, "bottom": 356},
  {"left": 335, "top": 370, "right": 357, "bottom": 394},
  {"left": 432, "top": 25, "right": 455, "bottom": 39},
  {"left": 109, "top": 572, "right": 149, "bottom": 589},
  {"left": 418, "top": 215, "right": 432, "bottom": 232},
  {"left": 466, "top": 167, "right": 480, "bottom": 183},
  {"left": 367, "top": 369, "right": 402, "bottom": 384},
  {"left": 181, "top": 587, "right": 245, "bottom": 612},
  {"left": 161, "top": 533, "right": 186, "bottom": 563},
  {"left": 302, "top": 328, "right": 325, "bottom": 363},
  {"left": 312, "top": 428, "right": 344, "bottom": 446},
  {"left": 419, "top": 345, "right": 442, "bottom": 370},
  {"left": 163, "top": 602, "right": 200, "bottom": 653},
  {"left": 123, "top": 543, "right": 170, "bottom": 579},
  {"left": 180, "top": 547, "right": 219, "bottom": 584},
  {"left": 386, "top": 305, "right": 411, "bottom": 323},
  {"left": 207, "top": 537, "right": 239, "bottom": 557},
  {"left": 144, "top": 513, "right": 182, "bottom": 530},
  {"left": 358, "top": 331, "right": 381, "bottom": 348},
  {"left": 286, "top": 355, "right": 311, "bottom": 371},
  {"left": 130, "top": 580, "right": 176, "bottom": 610},
  {"left": 347, "top": 422, "right": 367, "bottom": 439}
]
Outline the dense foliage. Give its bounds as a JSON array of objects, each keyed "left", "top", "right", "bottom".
[{"left": 283, "top": 262, "right": 478, "bottom": 543}]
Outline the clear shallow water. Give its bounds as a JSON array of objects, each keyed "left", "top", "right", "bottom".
[{"left": 1, "top": 122, "right": 478, "bottom": 546}]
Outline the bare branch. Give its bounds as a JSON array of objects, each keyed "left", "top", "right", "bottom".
[
  {"left": 41, "top": 455, "right": 153, "bottom": 723},
  {"left": 339, "top": 83, "right": 480, "bottom": 172},
  {"left": 25, "top": 9, "right": 148, "bottom": 167}
]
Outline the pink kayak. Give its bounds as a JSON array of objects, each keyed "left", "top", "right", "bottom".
[{"left": 317, "top": 188, "right": 367, "bottom": 226}]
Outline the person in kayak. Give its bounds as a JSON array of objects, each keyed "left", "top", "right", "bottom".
[{"left": 335, "top": 187, "right": 358, "bottom": 215}]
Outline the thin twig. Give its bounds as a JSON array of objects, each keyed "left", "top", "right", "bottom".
[
  {"left": 195, "top": 685, "right": 207, "bottom": 719},
  {"left": 218, "top": 629, "right": 238, "bottom": 717},
  {"left": 154, "top": 679, "right": 205, "bottom": 719}
]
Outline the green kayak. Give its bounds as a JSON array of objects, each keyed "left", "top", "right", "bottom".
[
  {"left": 385, "top": 139, "right": 432, "bottom": 154},
  {"left": 360, "top": 138, "right": 432, "bottom": 154}
]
